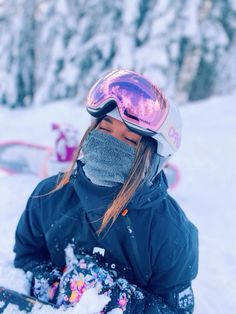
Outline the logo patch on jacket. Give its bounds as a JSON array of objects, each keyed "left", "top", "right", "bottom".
[
  {"left": 178, "top": 286, "right": 194, "bottom": 309},
  {"left": 92, "top": 247, "right": 105, "bottom": 257}
]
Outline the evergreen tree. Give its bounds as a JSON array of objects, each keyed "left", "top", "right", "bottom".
[
  {"left": 34, "top": 0, "right": 123, "bottom": 106},
  {"left": 0, "top": 0, "right": 235, "bottom": 108},
  {"left": 0, "top": 0, "right": 36, "bottom": 108},
  {"left": 187, "top": 0, "right": 236, "bottom": 101}
]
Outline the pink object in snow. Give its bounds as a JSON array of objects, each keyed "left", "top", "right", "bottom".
[{"left": 52, "top": 123, "right": 79, "bottom": 162}]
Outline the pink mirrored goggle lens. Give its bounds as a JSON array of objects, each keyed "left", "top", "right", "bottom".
[{"left": 87, "top": 71, "right": 169, "bottom": 132}]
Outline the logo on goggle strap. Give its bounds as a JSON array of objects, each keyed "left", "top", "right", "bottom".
[{"left": 168, "top": 126, "right": 181, "bottom": 149}]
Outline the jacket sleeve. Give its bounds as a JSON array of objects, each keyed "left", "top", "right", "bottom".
[
  {"left": 13, "top": 182, "right": 52, "bottom": 272},
  {"left": 13, "top": 180, "right": 63, "bottom": 301},
  {"left": 142, "top": 284, "right": 195, "bottom": 313},
  {"left": 142, "top": 224, "right": 199, "bottom": 313}
]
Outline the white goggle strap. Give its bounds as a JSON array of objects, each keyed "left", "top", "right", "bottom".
[{"left": 157, "top": 102, "right": 182, "bottom": 156}]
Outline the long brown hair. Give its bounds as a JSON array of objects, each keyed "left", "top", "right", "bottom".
[{"left": 52, "top": 117, "right": 157, "bottom": 235}]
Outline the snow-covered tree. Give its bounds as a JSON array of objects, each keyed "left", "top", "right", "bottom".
[
  {"left": 33, "top": 0, "right": 124, "bottom": 106},
  {"left": 0, "top": 0, "right": 235, "bottom": 108},
  {"left": 0, "top": 0, "right": 36, "bottom": 108},
  {"left": 186, "top": 0, "right": 236, "bottom": 101},
  {"left": 211, "top": 0, "right": 236, "bottom": 96}
]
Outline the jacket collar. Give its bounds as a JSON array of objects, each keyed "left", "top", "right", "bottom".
[{"left": 69, "top": 160, "right": 168, "bottom": 214}]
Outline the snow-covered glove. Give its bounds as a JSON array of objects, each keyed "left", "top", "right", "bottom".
[
  {"left": 104, "top": 277, "right": 145, "bottom": 313},
  {"left": 56, "top": 252, "right": 115, "bottom": 308},
  {"left": 56, "top": 248, "right": 145, "bottom": 313},
  {"left": 30, "top": 262, "right": 62, "bottom": 304},
  {"left": 30, "top": 247, "right": 145, "bottom": 313}
]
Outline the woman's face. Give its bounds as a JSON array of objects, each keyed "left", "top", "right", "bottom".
[{"left": 96, "top": 116, "right": 141, "bottom": 148}]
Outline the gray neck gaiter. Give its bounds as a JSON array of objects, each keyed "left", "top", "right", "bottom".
[{"left": 79, "top": 129, "right": 136, "bottom": 187}]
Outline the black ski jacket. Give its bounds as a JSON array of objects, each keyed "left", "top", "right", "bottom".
[{"left": 14, "top": 160, "right": 198, "bottom": 313}]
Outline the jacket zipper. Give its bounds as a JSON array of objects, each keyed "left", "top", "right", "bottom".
[{"left": 123, "top": 213, "right": 148, "bottom": 287}]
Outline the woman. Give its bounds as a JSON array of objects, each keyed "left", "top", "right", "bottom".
[{"left": 14, "top": 70, "right": 198, "bottom": 313}]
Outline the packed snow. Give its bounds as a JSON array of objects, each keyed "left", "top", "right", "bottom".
[{"left": 0, "top": 91, "right": 236, "bottom": 313}]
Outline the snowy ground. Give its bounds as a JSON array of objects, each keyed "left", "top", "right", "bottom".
[{"left": 0, "top": 92, "right": 236, "bottom": 313}]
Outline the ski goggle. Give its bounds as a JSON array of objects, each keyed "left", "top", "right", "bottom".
[{"left": 86, "top": 70, "right": 169, "bottom": 137}]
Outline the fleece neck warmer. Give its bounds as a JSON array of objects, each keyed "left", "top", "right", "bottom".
[{"left": 79, "top": 129, "right": 136, "bottom": 187}]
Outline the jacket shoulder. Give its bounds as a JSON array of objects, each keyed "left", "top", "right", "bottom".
[
  {"left": 24, "top": 173, "right": 76, "bottom": 234},
  {"left": 149, "top": 194, "right": 198, "bottom": 291},
  {"left": 152, "top": 193, "right": 198, "bottom": 238},
  {"left": 32, "top": 173, "right": 63, "bottom": 196}
]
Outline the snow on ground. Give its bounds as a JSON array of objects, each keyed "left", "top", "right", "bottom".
[{"left": 0, "top": 91, "right": 236, "bottom": 313}]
